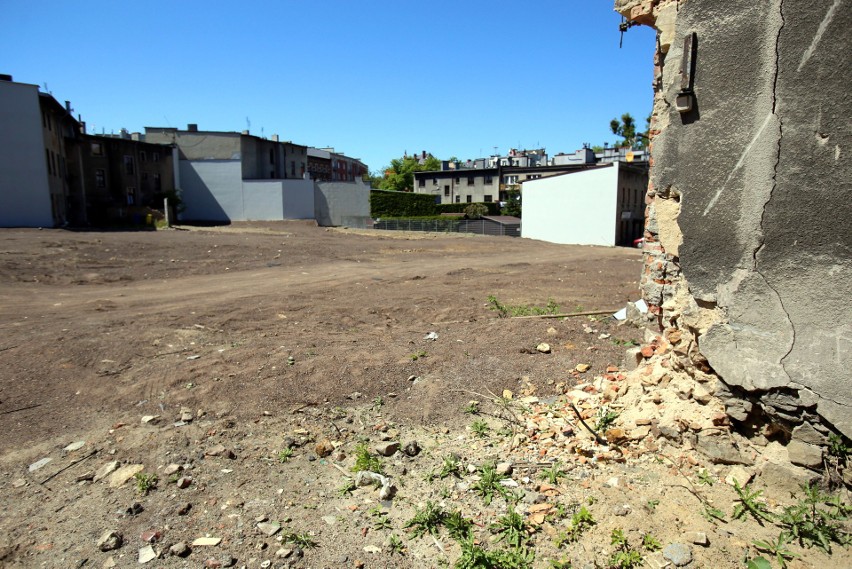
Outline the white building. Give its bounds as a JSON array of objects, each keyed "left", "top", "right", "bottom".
[{"left": 521, "top": 162, "right": 647, "bottom": 247}]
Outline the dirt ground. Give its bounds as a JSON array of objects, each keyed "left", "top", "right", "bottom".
[{"left": 0, "top": 223, "right": 847, "bottom": 569}]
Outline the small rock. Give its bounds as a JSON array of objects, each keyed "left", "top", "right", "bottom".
[
  {"left": 604, "top": 477, "right": 620, "bottom": 488},
  {"left": 424, "top": 332, "right": 439, "bottom": 341},
  {"left": 758, "top": 461, "right": 819, "bottom": 494},
  {"left": 12, "top": 478, "right": 27, "bottom": 488},
  {"left": 177, "top": 503, "right": 192, "bottom": 516},
  {"left": 787, "top": 439, "right": 823, "bottom": 468},
  {"left": 685, "top": 531, "right": 709, "bottom": 546},
  {"left": 724, "top": 466, "right": 753, "bottom": 487},
  {"left": 170, "top": 542, "right": 190, "bottom": 557},
  {"left": 64, "top": 441, "right": 86, "bottom": 452},
  {"left": 108, "top": 464, "right": 144, "bottom": 488},
  {"left": 546, "top": 327, "right": 558, "bottom": 336},
  {"left": 536, "top": 343, "right": 551, "bottom": 354},
  {"left": 257, "top": 522, "right": 281, "bottom": 537},
  {"left": 496, "top": 462, "right": 513, "bottom": 476},
  {"left": 180, "top": 408, "right": 194, "bottom": 422},
  {"left": 140, "top": 530, "right": 162, "bottom": 543},
  {"left": 662, "top": 543, "right": 692, "bottom": 566},
  {"left": 332, "top": 450, "right": 347, "bottom": 462},
  {"left": 315, "top": 439, "right": 334, "bottom": 458},
  {"left": 206, "top": 444, "right": 227, "bottom": 457},
  {"left": 140, "top": 415, "right": 160, "bottom": 424},
  {"left": 138, "top": 545, "right": 157, "bottom": 564},
  {"left": 276, "top": 547, "right": 293, "bottom": 558},
  {"left": 102, "top": 556, "right": 116, "bottom": 568},
  {"left": 28, "top": 457, "right": 52, "bottom": 472},
  {"left": 176, "top": 476, "right": 192, "bottom": 489},
  {"left": 192, "top": 537, "right": 222, "bottom": 547},
  {"left": 94, "top": 460, "right": 120, "bottom": 482},
  {"left": 575, "top": 363, "right": 591, "bottom": 373},
  {"left": 612, "top": 504, "right": 631, "bottom": 516},
  {"left": 97, "top": 531, "right": 123, "bottom": 552},
  {"left": 163, "top": 464, "right": 183, "bottom": 476},
  {"left": 125, "top": 503, "right": 144, "bottom": 516},
  {"left": 260, "top": 560, "right": 272, "bottom": 568},
  {"left": 695, "top": 434, "right": 753, "bottom": 465},
  {"left": 322, "top": 515, "right": 337, "bottom": 526},
  {"left": 363, "top": 545, "right": 381, "bottom": 554},
  {"left": 374, "top": 442, "right": 399, "bottom": 457},
  {"left": 792, "top": 422, "right": 826, "bottom": 446},
  {"left": 402, "top": 441, "right": 421, "bottom": 457}
]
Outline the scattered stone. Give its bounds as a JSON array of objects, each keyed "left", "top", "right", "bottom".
[
  {"left": 363, "top": 545, "right": 382, "bottom": 554},
  {"left": 536, "top": 343, "right": 551, "bottom": 354},
  {"left": 170, "top": 542, "right": 190, "bottom": 557},
  {"left": 138, "top": 545, "right": 157, "bottom": 564},
  {"left": 546, "top": 327, "right": 558, "bottom": 336},
  {"left": 141, "top": 530, "right": 162, "bottom": 543},
  {"left": 12, "top": 478, "right": 27, "bottom": 488},
  {"left": 724, "top": 466, "right": 753, "bottom": 487},
  {"left": 102, "top": 556, "right": 116, "bottom": 568},
  {"left": 180, "top": 408, "right": 194, "bottom": 422},
  {"left": 604, "top": 477, "right": 620, "bottom": 488},
  {"left": 322, "top": 515, "right": 337, "bottom": 526},
  {"left": 260, "top": 560, "right": 272, "bottom": 568},
  {"left": 177, "top": 503, "right": 192, "bottom": 516},
  {"left": 424, "top": 332, "right": 439, "bottom": 341},
  {"left": 257, "top": 522, "right": 281, "bottom": 537},
  {"left": 496, "top": 462, "right": 513, "bottom": 476},
  {"left": 575, "top": 363, "right": 591, "bottom": 373},
  {"left": 176, "top": 476, "right": 192, "bottom": 489},
  {"left": 792, "top": 422, "right": 826, "bottom": 446},
  {"left": 402, "top": 441, "right": 421, "bottom": 457},
  {"left": 374, "top": 441, "right": 399, "bottom": 457},
  {"left": 662, "top": 543, "right": 693, "bottom": 566},
  {"left": 28, "top": 457, "right": 52, "bottom": 472},
  {"left": 192, "top": 537, "right": 222, "bottom": 547},
  {"left": 97, "top": 531, "right": 122, "bottom": 552},
  {"left": 612, "top": 504, "right": 631, "bottom": 516},
  {"left": 276, "top": 547, "right": 293, "bottom": 558},
  {"left": 332, "top": 450, "right": 346, "bottom": 462},
  {"left": 787, "top": 439, "right": 823, "bottom": 469},
  {"left": 206, "top": 444, "right": 227, "bottom": 457},
  {"left": 686, "top": 531, "right": 709, "bottom": 546},
  {"left": 315, "top": 439, "right": 334, "bottom": 458},
  {"left": 125, "top": 503, "right": 144, "bottom": 516},
  {"left": 758, "top": 461, "right": 819, "bottom": 494},
  {"left": 94, "top": 460, "right": 120, "bottom": 482},
  {"left": 64, "top": 441, "right": 86, "bottom": 452},
  {"left": 141, "top": 415, "right": 160, "bottom": 424},
  {"left": 108, "top": 464, "right": 144, "bottom": 488},
  {"left": 163, "top": 464, "right": 183, "bottom": 476},
  {"left": 695, "top": 434, "right": 754, "bottom": 465}
]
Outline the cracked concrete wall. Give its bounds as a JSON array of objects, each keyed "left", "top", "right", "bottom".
[{"left": 616, "top": 0, "right": 852, "bottom": 439}]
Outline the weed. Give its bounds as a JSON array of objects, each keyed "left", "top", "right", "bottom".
[
  {"left": 587, "top": 495, "right": 597, "bottom": 506},
  {"left": 283, "top": 531, "right": 317, "bottom": 548},
  {"left": 487, "top": 295, "right": 559, "bottom": 318},
  {"left": 445, "top": 510, "right": 474, "bottom": 541},
  {"left": 753, "top": 532, "right": 799, "bottom": 568},
  {"left": 732, "top": 479, "right": 774, "bottom": 525},
  {"left": 642, "top": 533, "right": 662, "bottom": 551},
  {"left": 471, "top": 419, "right": 490, "bottom": 438},
  {"left": 455, "top": 538, "right": 493, "bottom": 569},
  {"left": 646, "top": 499, "right": 660, "bottom": 511},
  {"left": 371, "top": 512, "right": 392, "bottom": 531},
  {"left": 410, "top": 350, "right": 427, "bottom": 361},
  {"left": 702, "top": 505, "right": 727, "bottom": 523},
  {"left": 609, "top": 529, "right": 643, "bottom": 569},
  {"left": 134, "top": 472, "right": 158, "bottom": 495},
  {"left": 745, "top": 557, "right": 773, "bottom": 569},
  {"left": 387, "top": 534, "right": 405, "bottom": 555},
  {"left": 490, "top": 546, "right": 535, "bottom": 569},
  {"left": 778, "top": 483, "right": 851, "bottom": 553},
  {"left": 337, "top": 479, "right": 356, "bottom": 496},
  {"left": 555, "top": 506, "right": 595, "bottom": 547},
  {"left": 828, "top": 433, "right": 849, "bottom": 463},
  {"left": 491, "top": 507, "right": 530, "bottom": 547},
  {"left": 697, "top": 468, "right": 714, "bottom": 486},
  {"left": 277, "top": 448, "right": 294, "bottom": 463},
  {"left": 472, "top": 462, "right": 508, "bottom": 506},
  {"left": 435, "top": 454, "right": 463, "bottom": 480},
  {"left": 549, "top": 559, "right": 573, "bottom": 569},
  {"left": 372, "top": 396, "right": 384, "bottom": 410},
  {"left": 539, "top": 461, "right": 567, "bottom": 485},
  {"left": 463, "top": 400, "right": 480, "bottom": 415},
  {"left": 404, "top": 501, "right": 447, "bottom": 539},
  {"left": 352, "top": 443, "right": 383, "bottom": 474},
  {"left": 594, "top": 406, "right": 620, "bottom": 432}
]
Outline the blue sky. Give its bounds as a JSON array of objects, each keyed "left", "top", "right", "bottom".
[{"left": 1, "top": 1, "right": 656, "bottom": 172}]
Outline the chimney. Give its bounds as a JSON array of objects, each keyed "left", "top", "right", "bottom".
[
  {"left": 271, "top": 134, "right": 279, "bottom": 142},
  {"left": 120, "top": 128, "right": 130, "bottom": 139},
  {"left": 65, "top": 100, "right": 71, "bottom": 112},
  {"left": 187, "top": 123, "right": 198, "bottom": 132},
  {"left": 0, "top": 74, "right": 12, "bottom": 82},
  {"left": 422, "top": 150, "right": 426, "bottom": 159}
]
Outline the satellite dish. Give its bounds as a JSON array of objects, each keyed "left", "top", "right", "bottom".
[{"left": 625, "top": 152, "right": 635, "bottom": 162}]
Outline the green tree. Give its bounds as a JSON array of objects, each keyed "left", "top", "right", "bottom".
[
  {"left": 377, "top": 155, "right": 442, "bottom": 192},
  {"left": 464, "top": 203, "right": 488, "bottom": 219},
  {"left": 501, "top": 190, "right": 521, "bottom": 217},
  {"left": 610, "top": 113, "right": 637, "bottom": 148}
]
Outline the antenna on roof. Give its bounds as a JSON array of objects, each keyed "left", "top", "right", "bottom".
[{"left": 246, "top": 117, "right": 251, "bottom": 133}]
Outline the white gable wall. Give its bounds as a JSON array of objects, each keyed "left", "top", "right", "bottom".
[{"left": 521, "top": 164, "right": 619, "bottom": 246}]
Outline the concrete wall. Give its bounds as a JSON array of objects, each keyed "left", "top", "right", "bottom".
[
  {"left": 616, "top": 0, "right": 852, "bottom": 439},
  {"left": 521, "top": 164, "right": 618, "bottom": 246},
  {"left": 315, "top": 180, "right": 371, "bottom": 227},
  {"left": 179, "top": 160, "right": 314, "bottom": 222},
  {"left": 0, "top": 81, "right": 53, "bottom": 227}
]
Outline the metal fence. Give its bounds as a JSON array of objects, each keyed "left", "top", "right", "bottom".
[{"left": 373, "top": 218, "right": 520, "bottom": 237}]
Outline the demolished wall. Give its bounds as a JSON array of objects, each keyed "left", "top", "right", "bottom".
[{"left": 615, "top": 0, "right": 851, "bottom": 463}]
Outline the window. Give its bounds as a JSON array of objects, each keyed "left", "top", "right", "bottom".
[
  {"left": 290, "top": 161, "right": 295, "bottom": 177},
  {"left": 484, "top": 175, "right": 493, "bottom": 185},
  {"left": 466, "top": 195, "right": 472, "bottom": 203},
  {"left": 91, "top": 142, "right": 103, "bottom": 156},
  {"left": 152, "top": 152, "right": 159, "bottom": 162},
  {"left": 301, "top": 162, "right": 305, "bottom": 177},
  {"left": 123, "top": 155, "right": 134, "bottom": 175},
  {"left": 418, "top": 177, "right": 425, "bottom": 188},
  {"left": 455, "top": 176, "right": 460, "bottom": 184},
  {"left": 269, "top": 149, "right": 275, "bottom": 164},
  {"left": 140, "top": 151, "right": 147, "bottom": 162},
  {"left": 126, "top": 187, "right": 136, "bottom": 205},
  {"left": 444, "top": 185, "right": 450, "bottom": 197},
  {"left": 484, "top": 195, "right": 492, "bottom": 202},
  {"left": 45, "top": 149, "right": 52, "bottom": 175},
  {"left": 141, "top": 172, "right": 148, "bottom": 181},
  {"left": 153, "top": 173, "right": 161, "bottom": 192},
  {"left": 467, "top": 176, "right": 474, "bottom": 186},
  {"left": 95, "top": 169, "right": 106, "bottom": 188},
  {"left": 455, "top": 195, "right": 461, "bottom": 203}
]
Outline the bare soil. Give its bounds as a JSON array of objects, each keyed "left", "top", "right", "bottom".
[{"left": 0, "top": 223, "right": 847, "bottom": 569}]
